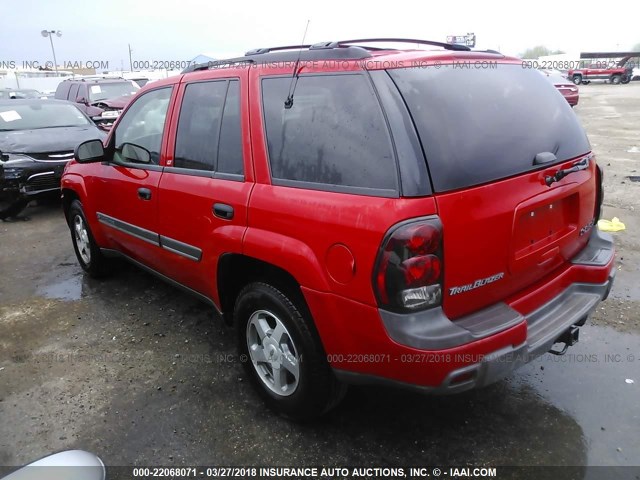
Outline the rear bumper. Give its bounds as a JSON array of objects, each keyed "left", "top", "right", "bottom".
[
  {"left": 306, "top": 229, "right": 615, "bottom": 393},
  {"left": 337, "top": 272, "right": 613, "bottom": 394}
]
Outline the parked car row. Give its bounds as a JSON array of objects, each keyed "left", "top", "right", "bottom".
[
  {"left": 0, "top": 99, "right": 106, "bottom": 219},
  {"left": 0, "top": 74, "right": 144, "bottom": 219},
  {"left": 54, "top": 77, "right": 140, "bottom": 129}
]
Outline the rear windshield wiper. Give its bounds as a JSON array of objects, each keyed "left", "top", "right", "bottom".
[{"left": 545, "top": 156, "right": 590, "bottom": 186}]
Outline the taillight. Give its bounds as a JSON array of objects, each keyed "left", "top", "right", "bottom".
[
  {"left": 374, "top": 217, "right": 443, "bottom": 312},
  {"left": 595, "top": 163, "right": 604, "bottom": 221}
]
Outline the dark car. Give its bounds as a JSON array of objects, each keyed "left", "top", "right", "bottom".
[
  {"left": 54, "top": 77, "right": 140, "bottom": 130},
  {"left": 63, "top": 38, "right": 613, "bottom": 419},
  {"left": 0, "top": 88, "right": 47, "bottom": 100},
  {"left": 541, "top": 70, "right": 579, "bottom": 106},
  {"left": 0, "top": 99, "right": 105, "bottom": 219}
]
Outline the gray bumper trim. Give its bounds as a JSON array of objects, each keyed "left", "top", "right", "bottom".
[
  {"left": 571, "top": 228, "right": 614, "bottom": 266},
  {"left": 380, "top": 303, "right": 524, "bottom": 350}
]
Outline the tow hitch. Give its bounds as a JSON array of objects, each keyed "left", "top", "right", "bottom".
[{"left": 549, "top": 325, "right": 580, "bottom": 356}]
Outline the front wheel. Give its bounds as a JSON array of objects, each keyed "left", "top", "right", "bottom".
[
  {"left": 611, "top": 74, "right": 622, "bottom": 85},
  {"left": 235, "top": 282, "right": 346, "bottom": 420},
  {"left": 572, "top": 75, "right": 582, "bottom": 85},
  {"left": 68, "top": 199, "right": 112, "bottom": 278}
]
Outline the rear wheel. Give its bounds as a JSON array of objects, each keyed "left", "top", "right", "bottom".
[
  {"left": 611, "top": 74, "right": 622, "bottom": 85},
  {"left": 235, "top": 282, "right": 346, "bottom": 420},
  {"left": 621, "top": 74, "right": 631, "bottom": 84},
  {"left": 572, "top": 74, "right": 582, "bottom": 85},
  {"left": 68, "top": 200, "right": 112, "bottom": 278}
]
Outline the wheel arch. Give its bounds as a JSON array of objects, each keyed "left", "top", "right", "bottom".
[
  {"left": 61, "top": 175, "right": 108, "bottom": 246},
  {"left": 61, "top": 187, "right": 80, "bottom": 223},
  {"left": 217, "top": 253, "right": 311, "bottom": 326}
]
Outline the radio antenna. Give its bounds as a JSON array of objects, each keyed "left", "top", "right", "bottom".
[{"left": 284, "top": 19, "right": 310, "bottom": 109}]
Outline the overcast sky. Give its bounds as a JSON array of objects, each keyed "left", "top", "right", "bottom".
[{"left": 1, "top": 0, "right": 639, "bottom": 69}]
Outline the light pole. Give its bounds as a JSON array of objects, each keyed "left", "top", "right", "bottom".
[{"left": 41, "top": 30, "right": 62, "bottom": 75}]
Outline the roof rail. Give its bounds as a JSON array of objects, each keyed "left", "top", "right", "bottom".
[
  {"left": 245, "top": 45, "right": 312, "bottom": 56},
  {"left": 67, "top": 75, "right": 127, "bottom": 81},
  {"left": 181, "top": 37, "right": 471, "bottom": 75},
  {"left": 181, "top": 46, "right": 371, "bottom": 74},
  {"left": 312, "top": 38, "right": 471, "bottom": 52},
  {"left": 183, "top": 58, "right": 255, "bottom": 73}
]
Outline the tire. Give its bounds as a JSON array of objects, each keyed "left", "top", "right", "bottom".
[
  {"left": 234, "top": 282, "right": 346, "bottom": 420},
  {"left": 611, "top": 74, "right": 622, "bottom": 85},
  {"left": 68, "top": 199, "right": 112, "bottom": 278},
  {"left": 572, "top": 75, "right": 582, "bottom": 85},
  {"left": 621, "top": 75, "right": 631, "bottom": 84},
  {"left": 0, "top": 197, "right": 29, "bottom": 220}
]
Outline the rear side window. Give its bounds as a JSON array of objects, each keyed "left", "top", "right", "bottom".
[
  {"left": 174, "top": 79, "right": 243, "bottom": 175},
  {"left": 389, "top": 64, "right": 590, "bottom": 192},
  {"left": 55, "top": 82, "right": 71, "bottom": 100},
  {"left": 217, "top": 81, "right": 243, "bottom": 175},
  {"left": 261, "top": 74, "right": 397, "bottom": 194},
  {"left": 68, "top": 84, "right": 79, "bottom": 101}
]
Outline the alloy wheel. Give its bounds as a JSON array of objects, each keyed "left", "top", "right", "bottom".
[
  {"left": 73, "top": 215, "right": 92, "bottom": 264},
  {"left": 246, "top": 309, "right": 300, "bottom": 396}
]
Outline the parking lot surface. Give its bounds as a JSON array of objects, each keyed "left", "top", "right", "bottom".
[{"left": 1, "top": 83, "right": 639, "bottom": 475}]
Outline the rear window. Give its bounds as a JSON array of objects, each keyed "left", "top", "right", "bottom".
[
  {"left": 88, "top": 81, "right": 140, "bottom": 102},
  {"left": 389, "top": 64, "right": 590, "bottom": 192}
]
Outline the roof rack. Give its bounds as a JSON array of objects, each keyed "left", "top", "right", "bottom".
[
  {"left": 65, "top": 75, "right": 127, "bottom": 82},
  {"left": 245, "top": 45, "right": 312, "bottom": 55},
  {"left": 184, "top": 58, "right": 256, "bottom": 73},
  {"left": 311, "top": 38, "right": 471, "bottom": 52},
  {"left": 181, "top": 37, "right": 473, "bottom": 74}
]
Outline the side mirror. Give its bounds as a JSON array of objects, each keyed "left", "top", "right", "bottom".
[
  {"left": 121, "top": 143, "right": 151, "bottom": 164},
  {"left": 77, "top": 97, "right": 88, "bottom": 104},
  {"left": 75, "top": 139, "right": 105, "bottom": 163}
]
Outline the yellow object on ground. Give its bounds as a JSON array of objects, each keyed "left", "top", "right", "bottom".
[{"left": 597, "top": 217, "right": 626, "bottom": 232}]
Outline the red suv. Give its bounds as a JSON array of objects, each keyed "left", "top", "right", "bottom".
[{"left": 61, "top": 39, "right": 615, "bottom": 419}]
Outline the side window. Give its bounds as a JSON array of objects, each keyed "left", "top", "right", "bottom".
[
  {"left": 174, "top": 80, "right": 227, "bottom": 171},
  {"left": 261, "top": 74, "right": 396, "bottom": 192},
  {"left": 217, "top": 80, "right": 243, "bottom": 175},
  {"left": 113, "top": 87, "right": 172, "bottom": 165},
  {"left": 76, "top": 84, "right": 87, "bottom": 102},
  {"left": 173, "top": 79, "right": 243, "bottom": 176},
  {"left": 68, "top": 84, "right": 79, "bottom": 101}
]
